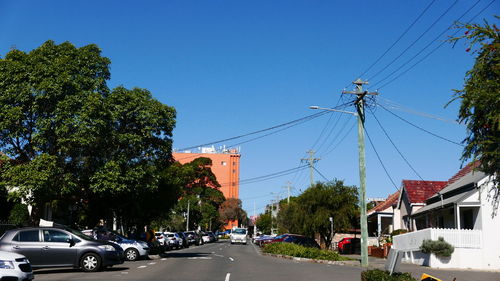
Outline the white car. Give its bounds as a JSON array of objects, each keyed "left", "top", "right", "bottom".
[
  {"left": 0, "top": 250, "right": 34, "bottom": 281},
  {"left": 230, "top": 228, "right": 247, "bottom": 244}
]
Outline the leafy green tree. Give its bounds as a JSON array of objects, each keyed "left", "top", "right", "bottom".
[
  {"left": 8, "top": 203, "right": 30, "bottom": 226},
  {"left": 277, "top": 180, "right": 358, "bottom": 249},
  {"left": 255, "top": 211, "right": 272, "bottom": 234},
  {"left": 448, "top": 19, "right": 499, "bottom": 184},
  {"left": 0, "top": 41, "right": 177, "bottom": 227}
]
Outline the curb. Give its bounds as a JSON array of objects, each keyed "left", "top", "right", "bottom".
[{"left": 261, "top": 252, "right": 361, "bottom": 266}]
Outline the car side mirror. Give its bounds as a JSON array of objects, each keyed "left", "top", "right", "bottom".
[{"left": 68, "top": 238, "right": 76, "bottom": 247}]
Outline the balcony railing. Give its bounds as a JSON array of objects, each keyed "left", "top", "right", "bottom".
[{"left": 393, "top": 228, "right": 482, "bottom": 251}]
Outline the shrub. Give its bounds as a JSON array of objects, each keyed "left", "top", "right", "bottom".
[
  {"left": 361, "top": 269, "right": 417, "bottom": 281},
  {"left": 263, "top": 242, "right": 350, "bottom": 261},
  {"left": 420, "top": 237, "right": 454, "bottom": 257}
]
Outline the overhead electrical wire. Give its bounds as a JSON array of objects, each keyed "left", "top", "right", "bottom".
[
  {"left": 176, "top": 102, "right": 351, "bottom": 152},
  {"left": 312, "top": 166, "right": 330, "bottom": 182},
  {"left": 368, "top": 107, "right": 429, "bottom": 182},
  {"left": 363, "top": 125, "right": 400, "bottom": 191},
  {"left": 377, "top": 103, "right": 464, "bottom": 146},
  {"left": 321, "top": 117, "right": 357, "bottom": 157},
  {"left": 378, "top": 97, "right": 460, "bottom": 124},
  {"left": 356, "top": 0, "right": 438, "bottom": 80},
  {"left": 367, "top": 0, "right": 459, "bottom": 82},
  {"left": 374, "top": 0, "right": 494, "bottom": 90}
]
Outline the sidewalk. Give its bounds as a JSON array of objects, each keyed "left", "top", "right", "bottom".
[{"left": 343, "top": 255, "right": 500, "bottom": 281}]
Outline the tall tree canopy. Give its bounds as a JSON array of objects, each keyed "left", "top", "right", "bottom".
[
  {"left": 449, "top": 19, "right": 499, "bottom": 184},
  {"left": 0, "top": 41, "right": 177, "bottom": 227},
  {"left": 276, "top": 180, "right": 359, "bottom": 249}
]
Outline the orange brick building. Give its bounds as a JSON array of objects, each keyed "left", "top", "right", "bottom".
[{"left": 173, "top": 147, "right": 240, "bottom": 229}]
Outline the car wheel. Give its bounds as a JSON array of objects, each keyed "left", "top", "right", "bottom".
[
  {"left": 125, "top": 248, "right": 140, "bottom": 261},
  {"left": 80, "top": 253, "right": 102, "bottom": 272}
]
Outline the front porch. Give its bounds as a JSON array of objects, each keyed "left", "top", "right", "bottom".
[{"left": 392, "top": 227, "right": 495, "bottom": 269}]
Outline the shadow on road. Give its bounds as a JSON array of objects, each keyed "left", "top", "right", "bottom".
[
  {"left": 34, "top": 266, "right": 129, "bottom": 275},
  {"left": 164, "top": 252, "right": 213, "bottom": 258}
]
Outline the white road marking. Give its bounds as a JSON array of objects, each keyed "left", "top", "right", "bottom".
[
  {"left": 121, "top": 272, "right": 129, "bottom": 274},
  {"left": 148, "top": 262, "right": 156, "bottom": 265},
  {"left": 137, "top": 265, "right": 147, "bottom": 268},
  {"left": 214, "top": 254, "right": 224, "bottom": 258},
  {"left": 229, "top": 257, "right": 234, "bottom": 262},
  {"left": 225, "top": 273, "right": 231, "bottom": 281},
  {"left": 161, "top": 258, "right": 167, "bottom": 261},
  {"left": 187, "top": 257, "right": 212, "bottom": 260}
]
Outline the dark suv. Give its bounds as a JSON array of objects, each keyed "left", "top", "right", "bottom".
[{"left": 0, "top": 227, "right": 124, "bottom": 272}]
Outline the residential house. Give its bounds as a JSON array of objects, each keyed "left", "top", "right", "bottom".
[
  {"left": 393, "top": 162, "right": 500, "bottom": 269},
  {"left": 394, "top": 180, "right": 448, "bottom": 231},
  {"left": 367, "top": 191, "right": 400, "bottom": 239}
]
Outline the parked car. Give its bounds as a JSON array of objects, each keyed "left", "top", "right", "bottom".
[
  {"left": 155, "top": 232, "right": 166, "bottom": 246},
  {"left": 282, "top": 235, "right": 320, "bottom": 248},
  {"left": 254, "top": 234, "right": 274, "bottom": 246},
  {"left": 230, "top": 228, "right": 247, "bottom": 244},
  {"left": 260, "top": 233, "right": 290, "bottom": 246},
  {"left": 0, "top": 227, "right": 124, "bottom": 272},
  {"left": 0, "top": 250, "right": 34, "bottom": 281},
  {"left": 176, "top": 232, "right": 189, "bottom": 248},
  {"left": 206, "top": 231, "right": 218, "bottom": 242},
  {"left": 201, "top": 232, "right": 213, "bottom": 243},
  {"left": 83, "top": 229, "right": 149, "bottom": 261},
  {"left": 337, "top": 237, "right": 360, "bottom": 254},
  {"left": 164, "top": 232, "right": 181, "bottom": 249},
  {"left": 184, "top": 231, "right": 202, "bottom": 246}
]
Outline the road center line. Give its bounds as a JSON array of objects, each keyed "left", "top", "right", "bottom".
[
  {"left": 137, "top": 265, "right": 147, "bottom": 268},
  {"left": 229, "top": 257, "right": 234, "bottom": 262},
  {"left": 225, "top": 273, "right": 231, "bottom": 281}
]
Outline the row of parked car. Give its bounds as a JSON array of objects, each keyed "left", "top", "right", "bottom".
[
  {"left": 154, "top": 230, "right": 219, "bottom": 249},
  {"left": 253, "top": 233, "right": 320, "bottom": 249},
  {"left": 0, "top": 226, "right": 222, "bottom": 280}
]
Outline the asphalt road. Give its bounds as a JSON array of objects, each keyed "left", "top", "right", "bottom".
[
  {"left": 33, "top": 240, "right": 361, "bottom": 281},
  {"left": 33, "top": 241, "right": 500, "bottom": 281}
]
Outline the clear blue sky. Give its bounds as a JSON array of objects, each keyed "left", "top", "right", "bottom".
[{"left": 1, "top": 1, "right": 498, "bottom": 215}]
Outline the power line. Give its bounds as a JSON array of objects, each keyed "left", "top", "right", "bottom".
[
  {"left": 377, "top": 103, "right": 464, "bottom": 146},
  {"left": 322, "top": 117, "right": 357, "bottom": 157},
  {"left": 363, "top": 124, "right": 400, "bottom": 191},
  {"left": 312, "top": 166, "right": 329, "bottom": 182},
  {"left": 371, "top": 0, "right": 485, "bottom": 89},
  {"left": 356, "top": 0, "right": 437, "bottom": 79},
  {"left": 375, "top": 0, "right": 494, "bottom": 89},
  {"left": 366, "top": 0, "right": 459, "bottom": 82},
  {"left": 368, "top": 107, "right": 428, "bottom": 182}
]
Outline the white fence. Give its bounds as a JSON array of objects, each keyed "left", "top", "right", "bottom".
[{"left": 393, "top": 228, "right": 482, "bottom": 251}]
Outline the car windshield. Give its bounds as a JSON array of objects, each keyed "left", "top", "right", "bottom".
[{"left": 233, "top": 229, "right": 246, "bottom": 234}]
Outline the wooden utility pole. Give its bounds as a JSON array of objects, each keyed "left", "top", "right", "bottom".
[
  {"left": 343, "top": 78, "right": 378, "bottom": 267},
  {"left": 301, "top": 150, "right": 320, "bottom": 187}
]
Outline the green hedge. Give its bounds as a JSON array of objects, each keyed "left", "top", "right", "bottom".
[
  {"left": 361, "top": 269, "right": 417, "bottom": 281},
  {"left": 263, "top": 242, "right": 350, "bottom": 261}
]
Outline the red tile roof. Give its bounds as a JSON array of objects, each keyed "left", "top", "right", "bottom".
[
  {"left": 369, "top": 191, "right": 400, "bottom": 214},
  {"left": 446, "top": 161, "right": 480, "bottom": 185},
  {"left": 402, "top": 180, "right": 448, "bottom": 204}
]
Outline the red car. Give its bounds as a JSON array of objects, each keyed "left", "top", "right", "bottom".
[{"left": 337, "top": 237, "right": 360, "bottom": 254}]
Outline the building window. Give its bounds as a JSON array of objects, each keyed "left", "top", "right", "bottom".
[{"left": 221, "top": 161, "right": 227, "bottom": 166}]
